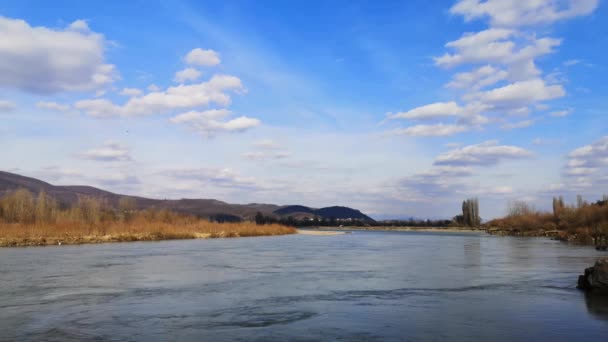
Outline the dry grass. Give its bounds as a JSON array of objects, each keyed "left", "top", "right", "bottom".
[
  {"left": 0, "top": 189, "right": 295, "bottom": 247},
  {"left": 0, "top": 218, "right": 295, "bottom": 247},
  {"left": 486, "top": 201, "right": 608, "bottom": 244}
]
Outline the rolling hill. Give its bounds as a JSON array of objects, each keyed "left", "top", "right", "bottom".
[{"left": 0, "top": 171, "right": 375, "bottom": 222}]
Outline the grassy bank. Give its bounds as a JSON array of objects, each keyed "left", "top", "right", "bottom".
[
  {"left": 0, "top": 220, "right": 295, "bottom": 247},
  {"left": 0, "top": 189, "right": 295, "bottom": 247}
]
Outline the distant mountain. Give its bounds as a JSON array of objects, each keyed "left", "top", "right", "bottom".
[
  {"left": 0, "top": 171, "right": 374, "bottom": 222},
  {"left": 273, "top": 205, "right": 373, "bottom": 221},
  {"left": 274, "top": 205, "right": 316, "bottom": 216}
]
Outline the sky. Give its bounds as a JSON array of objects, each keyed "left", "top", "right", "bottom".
[{"left": 1, "top": 0, "right": 607, "bottom": 220}]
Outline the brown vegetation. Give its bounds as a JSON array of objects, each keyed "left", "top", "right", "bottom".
[
  {"left": 486, "top": 196, "right": 608, "bottom": 245},
  {"left": 0, "top": 189, "right": 295, "bottom": 247}
]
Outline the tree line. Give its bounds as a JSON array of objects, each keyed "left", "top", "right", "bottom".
[{"left": 255, "top": 211, "right": 454, "bottom": 228}]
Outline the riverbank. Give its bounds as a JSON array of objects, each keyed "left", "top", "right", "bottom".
[
  {"left": 485, "top": 227, "right": 597, "bottom": 244},
  {"left": 0, "top": 221, "right": 296, "bottom": 247}
]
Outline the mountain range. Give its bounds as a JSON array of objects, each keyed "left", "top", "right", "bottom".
[{"left": 0, "top": 171, "right": 374, "bottom": 222}]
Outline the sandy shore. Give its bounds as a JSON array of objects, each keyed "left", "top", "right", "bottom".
[{"left": 296, "top": 229, "right": 346, "bottom": 236}]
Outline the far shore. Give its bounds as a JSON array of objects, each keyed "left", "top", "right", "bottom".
[
  {"left": 296, "top": 229, "right": 345, "bottom": 236},
  {"left": 305, "top": 226, "right": 486, "bottom": 233}
]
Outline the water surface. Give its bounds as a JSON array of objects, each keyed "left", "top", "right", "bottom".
[{"left": 2, "top": 230, "right": 608, "bottom": 341}]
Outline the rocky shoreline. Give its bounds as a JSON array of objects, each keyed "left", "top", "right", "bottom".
[{"left": 578, "top": 258, "right": 608, "bottom": 294}]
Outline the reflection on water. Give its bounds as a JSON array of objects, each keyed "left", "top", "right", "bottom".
[
  {"left": 1, "top": 231, "right": 608, "bottom": 341},
  {"left": 585, "top": 293, "right": 608, "bottom": 319}
]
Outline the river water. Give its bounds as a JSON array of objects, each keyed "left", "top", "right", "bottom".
[{"left": 1, "top": 230, "right": 608, "bottom": 341}]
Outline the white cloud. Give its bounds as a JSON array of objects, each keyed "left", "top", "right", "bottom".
[
  {"left": 76, "top": 74, "right": 245, "bottom": 117},
  {"left": 174, "top": 67, "right": 202, "bottom": 83},
  {"left": 388, "top": 123, "right": 469, "bottom": 137},
  {"left": 467, "top": 78, "right": 564, "bottom": 108},
  {"left": 119, "top": 88, "right": 143, "bottom": 97},
  {"left": 501, "top": 119, "right": 535, "bottom": 130},
  {"left": 436, "top": 29, "right": 561, "bottom": 80},
  {"left": 435, "top": 28, "right": 516, "bottom": 67},
  {"left": 78, "top": 141, "right": 132, "bottom": 162},
  {"left": 68, "top": 19, "right": 90, "bottom": 32},
  {"left": 0, "top": 100, "right": 16, "bottom": 112},
  {"left": 0, "top": 16, "right": 117, "bottom": 94},
  {"left": 450, "top": 0, "right": 599, "bottom": 27},
  {"left": 387, "top": 101, "right": 463, "bottom": 120},
  {"left": 434, "top": 140, "right": 533, "bottom": 166},
  {"left": 564, "top": 137, "right": 608, "bottom": 177},
  {"left": 170, "top": 109, "right": 260, "bottom": 138},
  {"left": 384, "top": 0, "right": 597, "bottom": 141},
  {"left": 446, "top": 65, "right": 508, "bottom": 90},
  {"left": 563, "top": 59, "right": 581, "bottom": 67},
  {"left": 550, "top": 109, "right": 571, "bottom": 117},
  {"left": 169, "top": 108, "right": 231, "bottom": 123},
  {"left": 185, "top": 48, "right": 221, "bottom": 66},
  {"left": 36, "top": 101, "right": 70, "bottom": 112}
]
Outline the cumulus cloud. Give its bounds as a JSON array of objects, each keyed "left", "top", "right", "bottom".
[
  {"left": 388, "top": 124, "right": 469, "bottom": 137},
  {"left": 0, "top": 16, "right": 117, "bottom": 94},
  {"left": 78, "top": 141, "right": 132, "bottom": 162},
  {"left": 75, "top": 74, "right": 245, "bottom": 117},
  {"left": 0, "top": 100, "right": 16, "bottom": 112},
  {"left": 564, "top": 136, "right": 608, "bottom": 178},
  {"left": 434, "top": 140, "right": 533, "bottom": 166},
  {"left": 383, "top": 3, "right": 583, "bottom": 137},
  {"left": 435, "top": 28, "right": 516, "bottom": 68},
  {"left": 446, "top": 65, "right": 508, "bottom": 90},
  {"left": 382, "top": 0, "right": 597, "bottom": 140},
  {"left": 436, "top": 29, "right": 561, "bottom": 80},
  {"left": 185, "top": 48, "right": 221, "bottom": 66},
  {"left": 450, "top": 0, "right": 599, "bottom": 27},
  {"left": 119, "top": 88, "right": 143, "bottom": 97},
  {"left": 174, "top": 67, "right": 202, "bottom": 83},
  {"left": 170, "top": 109, "right": 260, "bottom": 138},
  {"left": 387, "top": 102, "right": 463, "bottom": 120},
  {"left": 466, "top": 78, "right": 564, "bottom": 108}
]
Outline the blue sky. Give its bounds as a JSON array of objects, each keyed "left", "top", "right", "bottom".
[{"left": 1, "top": 0, "right": 607, "bottom": 219}]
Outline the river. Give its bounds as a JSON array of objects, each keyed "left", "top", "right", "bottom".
[{"left": 1, "top": 230, "right": 608, "bottom": 341}]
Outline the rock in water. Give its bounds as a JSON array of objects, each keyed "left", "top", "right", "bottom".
[{"left": 578, "top": 258, "right": 608, "bottom": 294}]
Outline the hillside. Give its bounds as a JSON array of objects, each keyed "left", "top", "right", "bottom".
[
  {"left": 274, "top": 205, "right": 373, "bottom": 221},
  {"left": 0, "top": 171, "right": 374, "bottom": 222}
]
